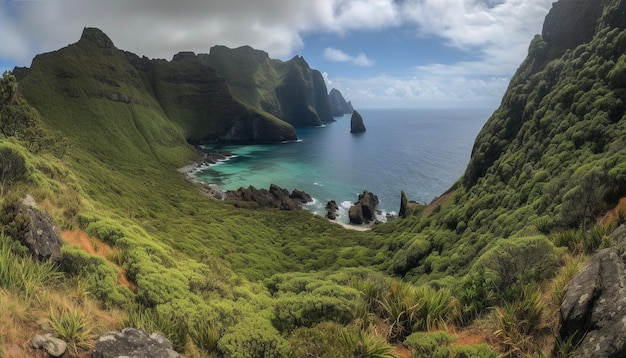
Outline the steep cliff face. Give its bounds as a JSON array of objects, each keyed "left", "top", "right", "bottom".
[
  {"left": 328, "top": 88, "right": 353, "bottom": 116},
  {"left": 19, "top": 28, "right": 343, "bottom": 148},
  {"left": 18, "top": 28, "right": 195, "bottom": 166},
  {"left": 201, "top": 47, "right": 333, "bottom": 127}
]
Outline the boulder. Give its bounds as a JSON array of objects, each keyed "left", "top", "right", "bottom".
[
  {"left": 92, "top": 328, "right": 182, "bottom": 358},
  {"left": 290, "top": 189, "right": 312, "bottom": 203},
  {"left": 350, "top": 110, "right": 366, "bottom": 133},
  {"left": 32, "top": 334, "right": 67, "bottom": 357},
  {"left": 4, "top": 198, "right": 63, "bottom": 262},
  {"left": 559, "top": 242, "right": 626, "bottom": 357},
  {"left": 325, "top": 200, "right": 339, "bottom": 221},
  {"left": 348, "top": 191, "right": 379, "bottom": 224}
]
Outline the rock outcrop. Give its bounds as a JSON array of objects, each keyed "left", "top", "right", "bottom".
[
  {"left": 92, "top": 328, "right": 182, "bottom": 358},
  {"left": 326, "top": 200, "right": 339, "bottom": 220},
  {"left": 350, "top": 110, "right": 366, "bottom": 133},
  {"left": 225, "top": 184, "right": 312, "bottom": 210},
  {"left": 328, "top": 88, "right": 354, "bottom": 116},
  {"left": 348, "top": 191, "right": 379, "bottom": 224},
  {"left": 399, "top": 191, "right": 409, "bottom": 218},
  {"left": 559, "top": 242, "right": 626, "bottom": 358}
]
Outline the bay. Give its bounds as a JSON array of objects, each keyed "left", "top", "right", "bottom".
[{"left": 196, "top": 108, "right": 492, "bottom": 222}]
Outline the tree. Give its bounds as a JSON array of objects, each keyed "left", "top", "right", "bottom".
[{"left": 0, "top": 146, "right": 27, "bottom": 195}]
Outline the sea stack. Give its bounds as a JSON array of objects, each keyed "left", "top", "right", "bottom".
[{"left": 350, "top": 110, "right": 366, "bottom": 133}]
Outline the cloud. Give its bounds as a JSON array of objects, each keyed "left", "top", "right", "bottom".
[
  {"left": 323, "top": 48, "right": 374, "bottom": 66},
  {"left": 0, "top": 0, "right": 553, "bottom": 106}
]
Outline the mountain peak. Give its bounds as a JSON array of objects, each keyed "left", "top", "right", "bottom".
[{"left": 80, "top": 27, "right": 115, "bottom": 49}]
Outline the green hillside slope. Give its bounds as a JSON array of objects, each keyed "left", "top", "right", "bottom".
[{"left": 386, "top": 0, "right": 626, "bottom": 282}]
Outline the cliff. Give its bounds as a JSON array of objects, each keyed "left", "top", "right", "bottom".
[
  {"left": 16, "top": 28, "right": 347, "bottom": 148},
  {"left": 328, "top": 88, "right": 353, "bottom": 116},
  {"left": 199, "top": 46, "right": 334, "bottom": 127}
]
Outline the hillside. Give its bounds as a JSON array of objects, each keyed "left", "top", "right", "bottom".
[{"left": 2, "top": 0, "right": 626, "bottom": 357}]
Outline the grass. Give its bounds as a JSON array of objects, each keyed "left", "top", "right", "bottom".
[{"left": 49, "top": 307, "right": 94, "bottom": 355}]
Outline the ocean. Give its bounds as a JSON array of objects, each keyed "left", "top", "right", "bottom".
[{"left": 195, "top": 108, "right": 493, "bottom": 222}]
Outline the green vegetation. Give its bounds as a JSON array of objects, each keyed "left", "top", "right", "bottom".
[{"left": 2, "top": 2, "right": 626, "bottom": 356}]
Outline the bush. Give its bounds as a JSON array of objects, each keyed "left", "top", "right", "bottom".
[
  {"left": 218, "top": 316, "right": 290, "bottom": 358},
  {"left": 288, "top": 322, "right": 352, "bottom": 358},
  {"left": 471, "top": 236, "right": 561, "bottom": 301},
  {"left": 404, "top": 331, "right": 497, "bottom": 358}
]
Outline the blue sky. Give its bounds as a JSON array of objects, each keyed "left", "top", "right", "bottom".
[{"left": 0, "top": 0, "right": 554, "bottom": 108}]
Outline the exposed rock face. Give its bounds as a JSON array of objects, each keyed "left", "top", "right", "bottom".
[
  {"left": 80, "top": 27, "right": 114, "bottom": 49},
  {"left": 348, "top": 191, "right": 379, "bottom": 224},
  {"left": 328, "top": 88, "right": 353, "bottom": 116},
  {"left": 92, "top": 328, "right": 182, "bottom": 358},
  {"left": 225, "top": 184, "right": 312, "bottom": 210},
  {"left": 559, "top": 234, "right": 626, "bottom": 358},
  {"left": 350, "top": 110, "right": 366, "bottom": 133}
]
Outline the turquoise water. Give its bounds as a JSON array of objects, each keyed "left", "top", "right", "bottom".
[{"left": 196, "top": 108, "right": 492, "bottom": 221}]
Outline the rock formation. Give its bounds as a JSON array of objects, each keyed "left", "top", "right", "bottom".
[
  {"left": 348, "top": 191, "right": 379, "bottom": 224},
  {"left": 399, "top": 191, "right": 409, "bottom": 218},
  {"left": 328, "top": 88, "right": 354, "bottom": 116},
  {"left": 350, "top": 110, "right": 366, "bottom": 133},
  {"left": 225, "top": 184, "right": 312, "bottom": 210},
  {"left": 92, "top": 328, "right": 182, "bottom": 358},
  {"left": 559, "top": 240, "right": 626, "bottom": 357},
  {"left": 326, "top": 200, "right": 339, "bottom": 220}
]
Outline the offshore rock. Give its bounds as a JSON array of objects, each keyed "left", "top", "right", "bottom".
[
  {"left": 559, "top": 244, "right": 626, "bottom": 358},
  {"left": 92, "top": 328, "right": 181, "bottom": 358},
  {"left": 350, "top": 110, "right": 366, "bottom": 133},
  {"left": 326, "top": 200, "right": 339, "bottom": 220},
  {"left": 349, "top": 191, "right": 379, "bottom": 224}
]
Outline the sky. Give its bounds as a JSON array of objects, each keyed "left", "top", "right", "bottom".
[{"left": 0, "top": 0, "right": 554, "bottom": 109}]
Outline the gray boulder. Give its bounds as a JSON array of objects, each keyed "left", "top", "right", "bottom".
[
  {"left": 559, "top": 243, "right": 626, "bottom": 357},
  {"left": 32, "top": 334, "right": 67, "bottom": 357},
  {"left": 12, "top": 199, "right": 63, "bottom": 262},
  {"left": 92, "top": 328, "right": 182, "bottom": 358}
]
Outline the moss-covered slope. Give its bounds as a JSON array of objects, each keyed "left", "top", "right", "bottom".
[{"left": 386, "top": 0, "right": 626, "bottom": 282}]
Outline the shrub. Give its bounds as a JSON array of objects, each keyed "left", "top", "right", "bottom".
[
  {"left": 493, "top": 284, "right": 549, "bottom": 357},
  {"left": 272, "top": 294, "right": 357, "bottom": 332},
  {"left": 339, "top": 329, "right": 396, "bottom": 358},
  {"left": 288, "top": 322, "right": 352, "bottom": 358},
  {"left": 404, "top": 331, "right": 455, "bottom": 357},
  {"left": 471, "top": 236, "right": 561, "bottom": 301},
  {"left": 49, "top": 307, "right": 94, "bottom": 355},
  {"left": 218, "top": 316, "right": 290, "bottom": 358}
]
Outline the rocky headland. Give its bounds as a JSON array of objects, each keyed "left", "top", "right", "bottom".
[{"left": 328, "top": 88, "right": 354, "bottom": 117}]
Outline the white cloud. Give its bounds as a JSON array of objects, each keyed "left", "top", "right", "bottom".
[
  {"left": 0, "top": 0, "right": 553, "bottom": 106},
  {"left": 323, "top": 48, "right": 374, "bottom": 66}
]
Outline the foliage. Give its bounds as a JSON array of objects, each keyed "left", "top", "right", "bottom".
[
  {"left": 469, "top": 236, "right": 561, "bottom": 302},
  {"left": 217, "top": 316, "right": 290, "bottom": 358},
  {"left": 0, "top": 234, "right": 63, "bottom": 299},
  {"left": 339, "top": 329, "right": 397, "bottom": 358},
  {"left": 404, "top": 331, "right": 497, "bottom": 358},
  {"left": 493, "top": 284, "right": 550, "bottom": 357},
  {"left": 49, "top": 307, "right": 94, "bottom": 355},
  {"left": 0, "top": 146, "right": 27, "bottom": 195}
]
